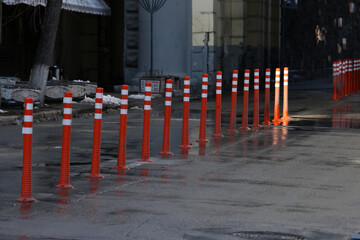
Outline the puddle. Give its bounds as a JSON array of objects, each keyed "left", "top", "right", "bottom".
[{"left": 231, "top": 231, "right": 311, "bottom": 240}]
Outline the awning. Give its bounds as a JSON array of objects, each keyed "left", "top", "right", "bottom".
[{"left": 2, "top": 0, "right": 111, "bottom": 16}]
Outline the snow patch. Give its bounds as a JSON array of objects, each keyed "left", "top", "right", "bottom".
[
  {"left": 73, "top": 79, "right": 91, "bottom": 83},
  {"left": 129, "top": 94, "right": 145, "bottom": 100},
  {"left": 130, "top": 106, "right": 144, "bottom": 111},
  {"left": 80, "top": 95, "right": 122, "bottom": 105}
]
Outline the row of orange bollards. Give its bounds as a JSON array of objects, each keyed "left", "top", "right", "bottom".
[
  {"left": 18, "top": 68, "right": 290, "bottom": 202},
  {"left": 333, "top": 59, "right": 360, "bottom": 100}
]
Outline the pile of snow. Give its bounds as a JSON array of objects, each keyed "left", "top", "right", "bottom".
[
  {"left": 80, "top": 95, "right": 122, "bottom": 105},
  {"left": 128, "top": 94, "right": 145, "bottom": 100},
  {"left": 0, "top": 109, "right": 8, "bottom": 113},
  {"left": 73, "top": 80, "right": 91, "bottom": 83}
]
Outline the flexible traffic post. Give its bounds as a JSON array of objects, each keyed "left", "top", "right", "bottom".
[
  {"left": 56, "top": 92, "right": 74, "bottom": 189},
  {"left": 17, "top": 98, "right": 36, "bottom": 203},
  {"left": 333, "top": 62, "right": 336, "bottom": 100},
  {"left": 357, "top": 59, "right": 360, "bottom": 92},
  {"left": 240, "top": 69, "right": 250, "bottom": 130},
  {"left": 272, "top": 68, "right": 281, "bottom": 125},
  {"left": 139, "top": 82, "right": 152, "bottom": 162},
  {"left": 197, "top": 74, "right": 209, "bottom": 143},
  {"left": 355, "top": 59, "right": 358, "bottom": 92},
  {"left": 253, "top": 69, "right": 260, "bottom": 128},
  {"left": 179, "top": 77, "right": 191, "bottom": 149},
  {"left": 116, "top": 85, "right": 130, "bottom": 170},
  {"left": 88, "top": 88, "right": 104, "bottom": 178},
  {"left": 159, "top": 79, "right": 174, "bottom": 157},
  {"left": 263, "top": 69, "right": 271, "bottom": 125},
  {"left": 228, "top": 70, "right": 239, "bottom": 133},
  {"left": 212, "top": 71, "right": 224, "bottom": 137},
  {"left": 349, "top": 59, "right": 353, "bottom": 94},
  {"left": 281, "top": 67, "right": 290, "bottom": 120},
  {"left": 335, "top": 61, "right": 340, "bottom": 100},
  {"left": 345, "top": 59, "right": 348, "bottom": 96},
  {"left": 341, "top": 60, "right": 345, "bottom": 97}
]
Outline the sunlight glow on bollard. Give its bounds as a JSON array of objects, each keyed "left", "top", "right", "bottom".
[
  {"left": 240, "top": 70, "right": 250, "bottom": 130},
  {"left": 88, "top": 88, "right": 104, "bottom": 178},
  {"left": 197, "top": 74, "right": 209, "bottom": 143},
  {"left": 139, "top": 82, "right": 152, "bottom": 162},
  {"left": 228, "top": 70, "right": 239, "bottom": 133},
  {"left": 17, "top": 98, "right": 36, "bottom": 203},
  {"left": 212, "top": 71, "right": 224, "bottom": 137},
  {"left": 263, "top": 69, "right": 271, "bottom": 125},
  {"left": 159, "top": 79, "right": 174, "bottom": 157},
  {"left": 179, "top": 77, "right": 192, "bottom": 149},
  {"left": 56, "top": 92, "right": 74, "bottom": 189},
  {"left": 281, "top": 67, "right": 290, "bottom": 120},
  {"left": 253, "top": 69, "right": 260, "bottom": 128},
  {"left": 116, "top": 85, "right": 130, "bottom": 170},
  {"left": 272, "top": 68, "right": 281, "bottom": 125}
]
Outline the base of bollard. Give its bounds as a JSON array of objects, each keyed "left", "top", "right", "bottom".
[
  {"left": 114, "top": 166, "right": 130, "bottom": 170},
  {"left": 159, "top": 152, "right": 174, "bottom": 157},
  {"left": 139, "top": 158, "right": 152, "bottom": 162},
  {"left": 17, "top": 197, "right": 36, "bottom": 203},
  {"left": 55, "top": 184, "right": 74, "bottom": 189},
  {"left": 86, "top": 174, "right": 104, "bottom": 179},
  {"left": 262, "top": 121, "right": 271, "bottom": 125},
  {"left": 196, "top": 139, "right": 209, "bottom": 143},
  {"left": 178, "top": 145, "right": 192, "bottom": 149},
  {"left": 281, "top": 116, "right": 291, "bottom": 121},
  {"left": 227, "top": 129, "right": 239, "bottom": 133},
  {"left": 272, "top": 119, "right": 282, "bottom": 125},
  {"left": 239, "top": 126, "right": 250, "bottom": 131},
  {"left": 252, "top": 125, "right": 261, "bottom": 130},
  {"left": 212, "top": 133, "right": 224, "bottom": 137}
]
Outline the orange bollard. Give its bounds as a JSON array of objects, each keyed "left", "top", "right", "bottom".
[
  {"left": 357, "top": 58, "right": 360, "bottom": 92},
  {"left": 355, "top": 59, "right": 358, "bottom": 92},
  {"left": 197, "top": 74, "right": 209, "bottom": 143},
  {"left": 228, "top": 70, "right": 239, "bottom": 133},
  {"left": 88, "top": 88, "right": 104, "bottom": 178},
  {"left": 159, "top": 79, "right": 174, "bottom": 157},
  {"left": 240, "top": 69, "right": 250, "bottom": 130},
  {"left": 139, "top": 82, "right": 152, "bottom": 162},
  {"left": 272, "top": 68, "right": 281, "bottom": 125},
  {"left": 179, "top": 77, "right": 192, "bottom": 149},
  {"left": 253, "top": 69, "right": 260, "bottom": 128},
  {"left": 342, "top": 60, "right": 346, "bottom": 97},
  {"left": 349, "top": 59, "right": 353, "bottom": 94},
  {"left": 56, "top": 92, "right": 74, "bottom": 189},
  {"left": 263, "top": 68, "right": 271, "bottom": 125},
  {"left": 17, "top": 98, "right": 36, "bottom": 203},
  {"left": 335, "top": 61, "right": 340, "bottom": 100},
  {"left": 333, "top": 62, "right": 336, "bottom": 100},
  {"left": 115, "top": 85, "right": 130, "bottom": 170},
  {"left": 212, "top": 71, "right": 224, "bottom": 137},
  {"left": 281, "top": 67, "right": 290, "bottom": 120}
]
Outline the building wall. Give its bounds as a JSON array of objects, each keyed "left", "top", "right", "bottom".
[{"left": 127, "top": 0, "right": 281, "bottom": 94}]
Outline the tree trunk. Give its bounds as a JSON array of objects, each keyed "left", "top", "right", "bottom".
[{"left": 29, "top": 0, "right": 62, "bottom": 105}]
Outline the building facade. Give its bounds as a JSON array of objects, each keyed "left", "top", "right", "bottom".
[{"left": 124, "top": 0, "right": 281, "bottom": 93}]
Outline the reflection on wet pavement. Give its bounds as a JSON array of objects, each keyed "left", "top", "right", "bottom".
[
  {"left": 332, "top": 105, "right": 360, "bottom": 128},
  {"left": 58, "top": 189, "right": 69, "bottom": 215},
  {"left": 198, "top": 142, "right": 206, "bottom": 156},
  {"left": 20, "top": 203, "right": 32, "bottom": 219}
]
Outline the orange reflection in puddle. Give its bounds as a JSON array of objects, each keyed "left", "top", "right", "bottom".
[
  {"left": 332, "top": 105, "right": 360, "bottom": 128},
  {"left": 58, "top": 188, "right": 70, "bottom": 215},
  {"left": 19, "top": 203, "right": 32, "bottom": 219}
]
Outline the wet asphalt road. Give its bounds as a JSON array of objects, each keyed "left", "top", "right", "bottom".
[{"left": 0, "top": 78, "right": 360, "bottom": 240}]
